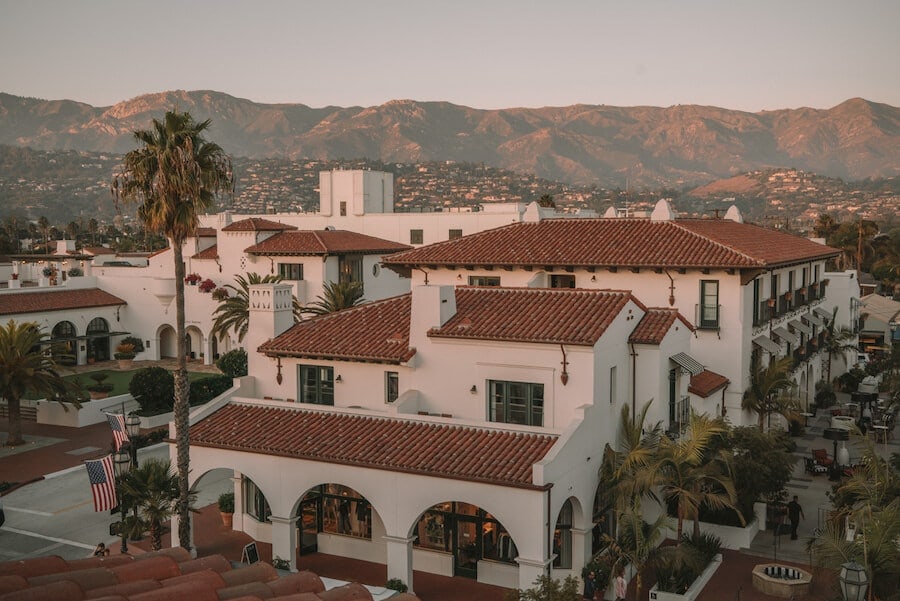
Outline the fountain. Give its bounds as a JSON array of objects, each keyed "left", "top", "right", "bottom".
[{"left": 751, "top": 563, "right": 812, "bottom": 598}]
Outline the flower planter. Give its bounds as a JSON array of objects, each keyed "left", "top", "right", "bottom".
[
  {"left": 89, "top": 390, "right": 109, "bottom": 400},
  {"left": 221, "top": 512, "right": 234, "bottom": 529},
  {"left": 117, "top": 359, "right": 134, "bottom": 370},
  {"left": 649, "top": 554, "right": 722, "bottom": 601}
]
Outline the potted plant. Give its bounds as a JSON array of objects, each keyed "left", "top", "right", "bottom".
[
  {"left": 185, "top": 273, "right": 201, "bottom": 286},
  {"left": 10, "top": 273, "right": 18, "bottom": 280},
  {"left": 211, "top": 287, "right": 230, "bottom": 301},
  {"left": 42, "top": 266, "right": 54, "bottom": 278},
  {"left": 218, "top": 492, "right": 235, "bottom": 528},
  {"left": 198, "top": 278, "right": 216, "bottom": 293},
  {"left": 86, "top": 373, "right": 114, "bottom": 400},
  {"left": 67, "top": 266, "right": 83, "bottom": 277},
  {"left": 114, "top": 343, "right": 136, "bottom": 369}
]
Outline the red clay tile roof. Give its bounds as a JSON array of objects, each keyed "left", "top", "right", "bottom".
[
  {"left": 196, "top": 227, "right": 217, "bottom": 237},
  {"left": 192, "top": 244, "right": 219, "bottom": 260},
  {"left": 259, "top": 294, "right": 415, "bottom": 363},
  {"left": 245, "top": 231, "right": 411, "bottom": 256},
  {"left": 430, "top": 287, "right": 632, "bottom": 346},
  {"left": 82, "top": 246, "right": 115, "bottom": 255},
  {"left": 629, "top": 308, "right": 693, "bottom": 344},
  {"left": 689, "top": 369, "right": 730, "bottom": 398},
  {"left": 382, "top": 219, "right": 840, "bottom": 269},
  {"left": 191, "top": 403, "right": 558, "bottom": 488},
  {"left": 221, "top": 217, "right": 297, "bottom": 232},
  {"left": 0, "top": 288, "right": 126, "bottom": 316}
]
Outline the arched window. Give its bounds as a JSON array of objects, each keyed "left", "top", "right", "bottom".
[
  {"left": 51, "top": 321, "right": 77, "bottom": 366},
  {"left": 553, "top": 499, "right": 573, "bottom": 568},
  {"left": 87, "top": 317, "right": 110, "bottom": 362}
]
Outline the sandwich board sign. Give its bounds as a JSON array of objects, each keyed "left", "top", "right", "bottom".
[{"left": 241, "top": 542, "right": 259, "bottom": 564}]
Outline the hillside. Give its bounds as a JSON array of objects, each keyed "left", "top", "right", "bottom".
[{"left": 1, "top": 91, "right": 897, "bottom": 187}]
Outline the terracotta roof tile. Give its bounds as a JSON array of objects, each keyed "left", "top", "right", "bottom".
[
  {"left": 259, "top": 295, "right": 415, "bottom": 363},
  {"left": 81, "top": 246, "right": 115, "bottom": 255},
  {"left": 689, "top": 369, "right": 730, "bottom": 398},
  {"left": 191, "top": 403, "right": 558, "bottom": 488},
  {"left": 629, "top": 308, "right": 692, "bottom": 344},
  {"left": 430, "top": 287, "right": 632, "bottom": 346},
  {"left": 245, "top": 231, "right": 411, "bottom": 256},
  {"left": 192, "top": 244, "right": 219, "bottom": 260},
  {"left": 382, "top": 219, "right": 840, "bottom": 269},
  {"left": 221, "top": 218, "right": 297, "bottom": 232},
  {"left": 197, "top": 227, "right": 217, "bottom": 237},
  {"left": 0, "top": 289, "right": 126, "bottom": 316}
]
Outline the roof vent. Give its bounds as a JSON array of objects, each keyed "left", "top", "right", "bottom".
[
  {"left": 324, "top": 225, "right": 336, "bottom": 231},
  {"left": 650, "top": 198, "right": 677, "bottom": 222},
  {"left": 723, "top": 205, "right": 743, "bottom": 223}
]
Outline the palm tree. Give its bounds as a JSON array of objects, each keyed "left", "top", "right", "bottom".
[
  {"left": 211, "top": 273, "right": 290, "bottom": 343},
  {"left": 742, "top": 354, "right": 797, "bottom": 430},
  {"left": 600, "top": 401, "right": 663, "bottom": 513},
  {"left": 604, "top": 503, "right": 670, "bottom": 601},
  {"left": 0, "top": 320, "right": 81, "bottom": 446},
  {"left": 118, "top": 458, "right": 182, "bottom": 551},
  {"left": 822, "top": 307, "right": 857, "bottom": 384},
  {"left": 112, "top": 110, "right": 232, "bottom": 550},
  {"left": 654, "top": 412, "right": 741, "bottom": 540},
  {"left": 302, "top": 280, "right": 365, "bottom": 316}
]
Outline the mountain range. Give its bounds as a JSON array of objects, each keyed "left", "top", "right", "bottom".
[{"left": 1, "top": 91, "right": 897, "bottom": 187}]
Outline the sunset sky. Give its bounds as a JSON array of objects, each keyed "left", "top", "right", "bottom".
[{"left": 2, "top": 0, "right": 898, "bottom": 111}]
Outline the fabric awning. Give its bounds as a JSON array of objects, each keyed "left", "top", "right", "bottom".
[
  {"left": 789, "top": 320, "right": 813, "bottom": 336},
  {"left": 753, "top": 335, "right": 782, "bottom": 355},
  {"left": 813, "top": 307, "right": 833, "bottom": 321},
  {"left": 803, "top": 313, "right": 824, "bottom": 328},
  {"left": 772, "top": 326, "right": 800, "bottom": 346},
  {"left": 670, "top": 352, "right": 705, "bottom": 375}
]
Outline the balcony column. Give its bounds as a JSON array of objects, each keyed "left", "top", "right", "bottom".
[
  {"left": 270, "top": 515, "right": 298, "bottom": 572},
  {"left": 383, "top": 534, "right": 415, "bottom": 594}
]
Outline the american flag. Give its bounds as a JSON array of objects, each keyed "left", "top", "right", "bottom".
[
  {"left": 106, "top": 413, "right": 129, "bottom": 451},
  {"left": 85, "top": 455, "right": 117, "bottom": 512}
]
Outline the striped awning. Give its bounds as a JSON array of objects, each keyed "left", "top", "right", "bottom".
[
  {"left": 803, "top": 313, "right": 824, "bottom": 328},
  {"left": 789, "top": 320, "right": 813, "bottom": 336},
  {"left": 772, "top": 326, "right": 800, "bottom": 346},
  {"left": 814, "top": 307, "right": 833, "bottom": 321},
  {"left": 753, "top": 335, "right": 782, "bottom": 355},
  {"left": 670, "top": 352, "right": 705, "bottom": 375}
]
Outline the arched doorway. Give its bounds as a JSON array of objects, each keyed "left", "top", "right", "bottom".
[
  {"left": 158, "top": 325, "right": 177, "bottom": 359},
  {"left": 51, "top": 321, "right": 77, "bottom": 366},
  {"left": 186, "top": 326, "right": 203, "bottom": 361},
  {"left": 86, "top": 317, "right": 110, "bottom": 362},
  {"left": 296, "top": 484, "right": 372, "bottom": 555},
  {"left": 413, "top": 501, "right": 517, "bottom": 579}
]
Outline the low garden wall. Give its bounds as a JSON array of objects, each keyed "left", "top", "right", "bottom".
[
  {"left": 646, "top": 502, "right": 765, "bottom": 550},
  {"left": 36, "top": 393, "right": 139, "bottom": 428},
  {"left": 649, "top": 554, "right": 722, "bottom": 601}
]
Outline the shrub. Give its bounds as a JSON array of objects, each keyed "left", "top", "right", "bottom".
[
  {"left": 683, "top": 531, "right": 722, "bottom": 564},
  {"left": 385, "top": 578, "right": 408, "bottom": 593},
  {"left": 114, "top": 343, "right": 136, "bottom": 360},
  {"left": 42, "top": 266, "right": 53, "bottom": 277},
  {"left": 87, "top": 372, "right": 113, "bottom": 393},
  {"left": 211, "top": 287, "right": 230, "bottom": 301},
  {"left": 836, "top": 367, "right": 865, "bottom": 393},
  {"left": 271, "top": 557, "right": 290, "bottom": 570},
  {"left": 129, "top": 367, "right": 174, "bottom": 415},
  {"left": 217, "top": 492, "right": 234, "bottom": 513},
  {"left": 216, "top": 349, "right": 248, "bottom": 378},
  {"left": 67, "top": 267, "right": 83, "bottom": 277},
  {"left": 189, "top": 375, "right": 233, "bottom": 405},
  {"left": 814, "top": 379, "right": 836, "bottom": 408},
  {"left": 121, "top": 336, "right": 144, "bottom": 352}
]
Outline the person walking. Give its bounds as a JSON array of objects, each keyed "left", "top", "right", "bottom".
[
  {"left": 582, "top": 570, "right": 596, "bottom": 600},
  {"left": 614, "top": 568, "right": 627, "bottom": 601},
  {"left": 787, "top": 495, "right": 804, "bottom": 540}
]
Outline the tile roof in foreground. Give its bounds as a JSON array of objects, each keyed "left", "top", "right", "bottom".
[
  {"left": 192, "top": 244, "right": 218, "bottom": 260},
  {"left": 430, "top": 287, "right": 632, "bottom": 346},
  {"left": 245, "top": 230, "right": 411, "bottom": 256},
  {"left": 382, "top": 218, "right": 840, "bottom": 269},
  {"left": 689, "top": 369, "right": 730, "bottom": 398},
  {"left": 0, "top": 288, "right": 126, "bottom": 316},
  {"left": 221, "top": 217, "right": 298, "bottom": 232},
  {"left": 259, "top": 294, "right": 415, "bottom": 363},
  {"left": 191, "top": 403, "right": 558, "bottom": 489},
  {"left": 629, "top": 308, "right": 693, "bottom": 344}
]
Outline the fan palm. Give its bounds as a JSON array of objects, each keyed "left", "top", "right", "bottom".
[
  {"left": 742, "top": 354, "right": 797, "bottom": 430},
  {"left": 822, "top": 307, "right": 857, "bottom": 384},
  {"left": 302, "top": 280, "right": 365, "bottom": 316},
  {"left": 211, "top": 273, "right": 302, "bottom": 342},
  {"left": 112, "top": 110, "right": 232, "bottom": 550},
  {"left": 118, "top": 458, "right": 183, "bottom": 551},
  {"left": 654, "top": 412, "right": 742, "bottom": 540},
  {"left": 0, "top": 320, "right": 81, "bottom": 446}
]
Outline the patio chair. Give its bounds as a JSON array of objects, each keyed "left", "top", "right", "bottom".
[{"left": 812, "top": 448, "right": 833, "bottom": 468}]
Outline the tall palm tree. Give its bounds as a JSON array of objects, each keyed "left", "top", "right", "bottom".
[
  {"left": 119, "top": 458, "right": 182, "bottom": 551},
  {"left": 742, "top": 354, "right": 797, "bottom": 430},
  {"left": 600, "top": 401, "right": 663, "bottom": 513},
  {"left": 654, "top": 412, "right": 741, "bottom": 540},
  {"left": 0, "top": 320, "right": 81, "bottom": 446},
  {"left": 302, "top": 280, "right": 365, "bottom": 316},
  {"left": 822, "top": 307, "right": 857, "bottom": 384},
  {"left": 211, "top": 273, "right": 291, "bottom": 343},
  {"left": 604, "top": 503, "right": 670, "bottom": 601},
  {"left": 112, "top": 110, "right": 232, "bottom": 550}
]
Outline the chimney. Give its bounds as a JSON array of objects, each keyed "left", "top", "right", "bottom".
[
  {"left": 246, "top": 283, "right": 295, "bottom": 376},
  {"left": 409, "top": 285, "right": 456, "bottom": 349}
]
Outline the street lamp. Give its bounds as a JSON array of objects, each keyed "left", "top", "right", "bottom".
[
  {"left": 113, "top": 450, "right": 132, "bottom": 554},
  {"left": 125, "top": 413, "right": 141, "bottom": 468},
  {"left": 839, "top": 561, "right": 868, "bottom": 601}
]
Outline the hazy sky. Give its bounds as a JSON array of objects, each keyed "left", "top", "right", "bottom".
[{"left": 2, "top": 0, "right": 898, "bottom": 112}]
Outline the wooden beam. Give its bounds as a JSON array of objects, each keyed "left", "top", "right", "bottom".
[
  {"left": 631, "top": 267, "right": 640, "bottom": 273},
  {"left": 607, "top": 266, "right": 618, "bottom": 273},
  {"left": 740, "top": 269, "right": 765, "bottom": 286}
]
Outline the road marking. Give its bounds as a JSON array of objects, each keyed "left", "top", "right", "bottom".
[
  {"left": 0, "top": 526, "right": 94, "bottom": 550},
  {"left": 3, "top": 506, "right": 54, "bottom": 517},
  {"left": 53, "top": 500, "right": 94, "bottom": 514}
]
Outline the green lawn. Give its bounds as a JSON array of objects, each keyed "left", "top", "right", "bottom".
[{"left": 25, "top": 369, "right": 218, "bottom": 399}]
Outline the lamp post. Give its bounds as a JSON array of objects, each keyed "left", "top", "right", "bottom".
[
  {"left": 113, "top": 450, "right": 131, "bottom": 554},
  {"left": 125, "top": 413, "right": 141, "bottom": 468},
  {"left": 839, "top": 561, "right": 868, "bottom": 601}
]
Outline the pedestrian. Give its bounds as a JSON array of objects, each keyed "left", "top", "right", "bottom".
[
  {"left": 787, "top": 495, "right": 804, "bottom": 540},
  {"left": 582, "top": 570, "right": 596, "bottom": 600},
  {"left": 615, "top": 568, "right": 627, "bottom": 601},
  {"left": 92, "top": 542, "right": 110, "bottom": 556}
]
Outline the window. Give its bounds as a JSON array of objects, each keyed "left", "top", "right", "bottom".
[
  {"left": 609, "top": 366, "right": 617, "bottom": 404},
  {"left": 552, "top": 500, "right": 573, "bottom": 569},
  {"left": 278, "top": 263, "right": 303, "bottom": 281},
  {"left": 410, "top": 229, "right": 423, "bottom": 244},
  {"left": 339, "top": 201, "right": 347, "bottom": 216},
  {"left": 448, "top": 229, "right": 463, "bottom": 240},
  {"left": 489, "top": 380, "right": 544, "bottom": 426},
  {"left": 338, "top": 254, "right": 363, "bottom": 284},
  {"left": 385, "top": 371, "right": 398, "bottom": 403},
  {"left": 813, "top": 265, "right": 819, "bottom": 283},
  {"left": 300, "top": 484, "right": 371, "bottom": 539},
  {"left": 468, "top": 276, "right": 500, "bottom": 286},
  {"left": 244, "top": 478, "right": 271, "bottom": 523},
  {"left": 752, "top": 278, "right": 761, "bottom": 325},
  {"left": 699, "top": 280, "right": 719, "bottom": 329},
  {"left": 550, "top": 274, "right": 575, "bottom": 289},
  {"left": 299, "top": 365, "right": 334, "bottom": 405}
]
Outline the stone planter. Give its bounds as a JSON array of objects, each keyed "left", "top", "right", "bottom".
[
  {"left": 88, "top": 390, "right": 110, "bottom": 400},
  {"left": 649, "top": 554, "right": 722, "bottom": 601},
  {"left": 117, "top": 358, "right": 134, "bottom": 370},
  {"left": 221, "top": 512, "right": 234, "bottom": 529}
]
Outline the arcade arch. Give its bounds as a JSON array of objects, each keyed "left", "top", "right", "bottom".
[
  {"left": 86, "top": 317, "right": 111, "bottom": 362},
  {"left": 157, "top": 325, "right": 177, "bottom": 359},
  {"left": 50, "top": 320, "right": 77, "bottom": 366}
]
